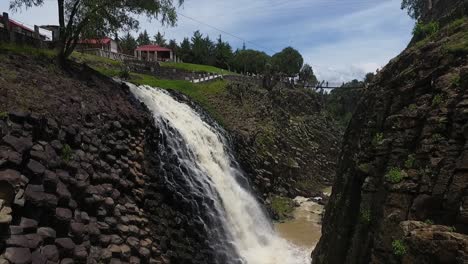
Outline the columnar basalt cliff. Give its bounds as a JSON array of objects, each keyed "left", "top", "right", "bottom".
[
  {"left": 0, "top": 53, "right": 216, "bottom": 263},
  {"left": 312, "top": 4, "right": 468, "bottom": 264},
  {"left": 209, "top": 77, "right": 342, "bottom": 199}
]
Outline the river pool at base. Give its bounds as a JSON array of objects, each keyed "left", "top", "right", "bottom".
[{"left": 275, "top": 187, "right": 332, "bottom": 251}]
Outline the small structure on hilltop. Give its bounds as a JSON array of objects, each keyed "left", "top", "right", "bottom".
[
  {"left": 135, "top": 45, "right": 174, "bottom": 62},
  {"left": 77, "top": 37, "right": 119, "bottom": 53}
]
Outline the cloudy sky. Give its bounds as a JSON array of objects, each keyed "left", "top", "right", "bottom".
[{"left": 0, "top": 0, "right": 414, "bottom": 83}]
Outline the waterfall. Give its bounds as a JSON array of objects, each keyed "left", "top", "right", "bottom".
[{"left": 128, "top": 83, "right": 310, "bottom": 264}]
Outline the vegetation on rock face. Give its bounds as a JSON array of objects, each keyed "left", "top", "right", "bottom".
[
  {"left": 312, "top": 7, "right": 468, "bottom": 262},
  {"left": 61, "top": 144, "right": 72, "bottom": 162},
  {"left": 372, "top": 133, "right": 384, "bottom": 146},
  {"left": 413, "top": 21, "right": 439, "bottom": 41},
  {"left": 392, "top": 240, "right": 407, "bottom": 256},
  {"left": 386, "top": 167, "right": 406, "bottom": 183},
  {"left": 405, "top": 154, "right": 416, "bottom": 168},
  {"left": 270, "top": 196, "right": 295, "bottom": 221}
]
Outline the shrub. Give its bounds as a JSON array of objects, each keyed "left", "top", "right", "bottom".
[
  {"left": 408, "top": 104, "right": 417, "bottom": 111},
  {"left": 0, "top": 112, "right": 8, "bottom": 119},
  {"left": 360, "top": 208, "right": 371, "bottom": 224},
  {"left": 424, "top": 219, "right": 434, "bottom": 225},
  {"left": 405, "top": 154, "right": 416, "bottom": 168},
  {"left": 61, "top": 144, "right": 73, "bottom": 162},
  {"left": 270, "top": 196, "right": 295, "bottom": 221},
  {"left": 432, "top": 94, "right": 443, "bottom": 106},
  {"left": 451, "top": 74, "right": 461, "bottom": 87},
  {"left": 432, "top": 133, "right": 443, "bottom": 141},
  {"left": 392, "top": 240, "right": 407, "bottom": 256},
  {"left": 413, "top": 21, "right": 439, "bottom": 42},
  {"left": 118, "top": 68, "right": 130, "bottom": 79},
  {"left": 386, "top": 167, "right": 406, "bottom": 183},
  {"left": 373, "top": 133, "right": 384, "bottom": 146}
]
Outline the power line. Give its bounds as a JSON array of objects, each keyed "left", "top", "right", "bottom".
[{"left": 177, "top": 12, "right": 278, "bottom": 54}]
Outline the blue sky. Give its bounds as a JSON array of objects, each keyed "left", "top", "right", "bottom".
[{"left": 0, "top": 0, "right": 414, "bottom": 83}]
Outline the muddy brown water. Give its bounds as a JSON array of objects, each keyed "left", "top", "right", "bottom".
[{"left": 275, "top": 187, "right": 331, "bottom": 251}]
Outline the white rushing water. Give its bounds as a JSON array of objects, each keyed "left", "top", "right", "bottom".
[{"left": 128, "top": 83, "right": 310, "bottom": 264}]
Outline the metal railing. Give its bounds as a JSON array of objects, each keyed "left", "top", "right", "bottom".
[{"left": 79, "top": 48, "right": 136, "bottom": 62}]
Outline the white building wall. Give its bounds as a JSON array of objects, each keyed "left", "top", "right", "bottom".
[{"left": 110, "top": 40, "right": 118, "bottom": 53}]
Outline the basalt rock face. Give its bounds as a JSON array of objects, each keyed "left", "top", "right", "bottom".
[
  {"left": 312, "top": 17, "right": 468, "bottom": 264},
  {"left": 0, "top": 53, "right": 213, "bottom": 263},
  {"left": 211, "top": 77, "right": 342, "bottom": 199}
]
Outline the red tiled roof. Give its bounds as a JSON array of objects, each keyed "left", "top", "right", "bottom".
[
  {"left": 0, "top": 14, "right": 34, "bottom": 33},
  {"left": 136, "top": 45, "right": 172, "bottom": 52},
  {"left": 78, "top": 37, "right": 113, "bottom": 44}
]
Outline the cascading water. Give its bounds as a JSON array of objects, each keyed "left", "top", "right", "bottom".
[{"left": 128, "top": 83, "right": 310, "bottom": 264}]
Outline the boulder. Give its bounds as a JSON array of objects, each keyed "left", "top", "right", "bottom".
[
  {"left": 4, "top": 247, "right": 32, "bottom": 264},
  {"left": 2, "top": 135, "right": 33, "bottom": 154},
  {"left": 37, "top": 227, "right": 56, "bottom": 244},
  {"left": 55, "top": 238, "right": 75, "bottom": 256},
  {"left": 26, "top": 159, "right": 46, "bottom": 176},
  {"left": 8, "top": 112, "right": 29, "bottom": 123},
  {"left": 20, "top": 217, "right": 38, "bottom": 232},
  {"left": 41, "top": 245, "right": 59, "bottom": 262},
  {"left": 31, "top": 249, "right": 47, "bottom": 264},
  {"left": 43, "top": 171, "right": 58, "bottom": 193},
  {"left": 55, "top": 208, "right": 72, "bottom": 222},
  {"left": 0, "top": 169, "right": 22, "bottom": 189}
]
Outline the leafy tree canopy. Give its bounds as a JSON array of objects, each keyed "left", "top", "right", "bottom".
[
  {"left": 10, "top": 0, "right": 184, "bottom": 64},
  {"left": 137, "top": 30, "right": 151, "bottom": 46},
  {"left": 271, "top": 47, "right": 304, "bottom": 76},
  {"left": 232, "top": 49, "right": 271, "bottom": 74},
  {"left": 299, "top": 64, "right": 318, "bottom": 87},
  {"left": 120, "top": 32, "right": 137, "bottom": 55},
  {"left": 401, "top": 0, "right": 428, "bottom": 20},
  {"left": 154, "top": 31, "right": 167, "bottom": 47}
]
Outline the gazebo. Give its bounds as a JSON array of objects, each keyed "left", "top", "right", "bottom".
[{"left": 135, "top": 45, "right": 174, "bottom": 62}]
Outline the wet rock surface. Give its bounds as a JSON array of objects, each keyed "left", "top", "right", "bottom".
[
  {"left": 0, "top": 54, "right": 217, "bottom": 263},
  {"left": 313, "top": 12, "right": 468, "bottom": 264}
]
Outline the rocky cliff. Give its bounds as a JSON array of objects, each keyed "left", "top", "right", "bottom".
[
  {"left": 312, "top": 9, "right": 468, "bottom": 264},
  {"left": 206, "top": 77, "right": 342, "bottom": 200},
  {"left": 0, "top": 52, "right": 217, "bottom": 264}
]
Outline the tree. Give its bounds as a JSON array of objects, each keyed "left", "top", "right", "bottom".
[
  {"left": 191, "top": 30, "right": 213, "bottom": 65},
  {"left": 178, "top": 37, "right": 193, "bottom": 63},
  {"left": 168, "top": 39, "right": 178, "bottom": 55},
  {"left": 137, "top": 30, "right": 151, "bottom": 46},
  {"left": 9, "top": 0, "right": 184, "bottom": 66},
  {"left": 232, "top": 49, "right": 270, "bottom": 74},
  {"left": 271, "top": 47, "right": 304, "bottom": 76},
  {"left": 401, "top": 0, "right": 432, "bottom": 20},
  {"left": 364, "top": 72, "right": 375, "bottom": 84},
  {"left": 214, "top": 35, "right": 233, "bottom": 70},
  {"left": 154, "top": 31, "right": 167, "bottom": 47},
  {"left": 299, "top": 64, "right": 318, "bottom": 87},
  {"left": 120, "top": 32, "right": 137, "bottom": 55}
]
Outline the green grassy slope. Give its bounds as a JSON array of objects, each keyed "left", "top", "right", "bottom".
[{"left": 160, "top": 61, "right": 236, "bottom": 75}]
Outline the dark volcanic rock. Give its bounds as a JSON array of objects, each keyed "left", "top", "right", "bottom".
[
  {"left": 4, "top": 247, "right": 32, "bottom": 264},
  {"left": 26, "top": 159, "right": 46, "bottom": 176},
  {"left": 313, "top": 7, "right": 468, "bottom": 264},
  {"left": 2, "top": 135, "right": 33, "bottom": 154}
]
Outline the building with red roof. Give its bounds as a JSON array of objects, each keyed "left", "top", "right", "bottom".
[
  {"left": 77, "top": 37, "right": 119, "bottom": 53},
  {"left": 0, "top": 13, "right": 45, "bottom": 40},
  {"left": 135, "top": 45, "right": 174, "bottom": 62}
]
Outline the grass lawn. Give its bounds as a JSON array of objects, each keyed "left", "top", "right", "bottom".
[
  {"left": 160, "top": 61, "right": 236, "bottom": 75},
  {"left": 0, "top": 42, "right": 55, "bottom": 58},
  {"left": 129, "top": 72, "right": 227, "bottom": 124}
]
